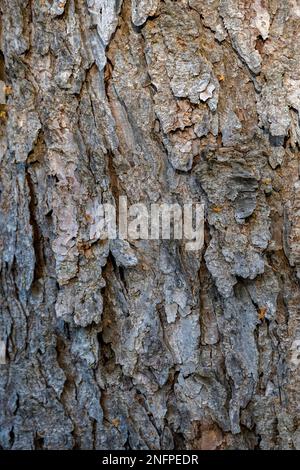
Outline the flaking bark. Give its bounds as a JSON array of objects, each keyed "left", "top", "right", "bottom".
[{"left": 1, "top": 0, "right": 300, "bottom": 450}]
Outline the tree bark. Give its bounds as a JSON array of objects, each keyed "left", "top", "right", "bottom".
[{"left": 1, "top": 0, "right": 300, "bottom": 450}]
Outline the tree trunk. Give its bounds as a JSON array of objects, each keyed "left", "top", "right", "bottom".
[{"left": 1, "top": 0, "right": 300, "bottom": 450}]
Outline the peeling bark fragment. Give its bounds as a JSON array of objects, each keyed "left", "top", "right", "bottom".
[
  {"left": 131, "top": 0, "right": 160, "bottom": 26},
  {"left": 219, "top": 0, "right": 264, "bottom": 74},
  {"left": 88, "top": 0, "right": 123, "bottom": 70}
]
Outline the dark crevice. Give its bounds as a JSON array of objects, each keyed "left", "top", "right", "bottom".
[
  {"left": 9, "top": 428, "right": 15, "bottom": 448},
  {"left": 255, "top": 35, "right": 265, "bottom": 54},
  {"left": 173, "top": 431, "right": 186, "bottom": 450},
  {"left": 0, "top": 50, "right": 6, "bottom": 81},
  {"left": 25, "top": 170, "right": 44, "bottom": 281},
  {"left": 34, "top": 434, "right": 44, "bottom": 450}
]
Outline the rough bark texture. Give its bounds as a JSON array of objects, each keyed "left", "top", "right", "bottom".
[{"left": 1, "top": 0, "right": 300, "bottom": 450}]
